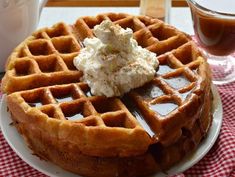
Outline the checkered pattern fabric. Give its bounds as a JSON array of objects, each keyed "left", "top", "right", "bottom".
[
  {"left": 180, "top": 82, "right": 235, "bottom": 177},
  {"left": 0, "top": 83, "right": 235, "bottom": 176}
]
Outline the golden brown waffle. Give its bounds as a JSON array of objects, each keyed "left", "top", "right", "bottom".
[
  {"left": 2, "top": 13, "right": 213, "bottom": 177},
  {"left": 7, "top": 82, "right": 151, "bottom": 157},
  {"left": 129, "top": 42, "right": 212, "bottom": 147},
  {"left": 2, "top": 23, "right": 82, "bottom": 93},
  {"left": 2, "top": 13, "right": 191, "bottom": 94}
]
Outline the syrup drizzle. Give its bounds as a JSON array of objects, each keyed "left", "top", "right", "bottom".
[
  {"left": 163, "top": 75, "right": 190, "bottom": 90},
  {"left": 157, "top": 65, "right": 175, "bottom": 75},
  {"left": 55, "top": 95, "right": 73, "bottom": 103},
  {"left": 180, "top": 90, "right": 192, "bottom": 101},
  {"left": 150, "top": 102, "right": 178, "bottom": 116},
  {"left": 66, "top": 113, "right": 84, "bottom": 121},
  {"left": 122, "top": 95, "right": 155, "bottom": 137},
  {"left": 137, "top": 84, "right": 164, "bottom": 100}
]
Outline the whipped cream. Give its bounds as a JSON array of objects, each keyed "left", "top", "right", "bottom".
[{"left": 73, "top": 20, "right": 158, "bottom": 97}]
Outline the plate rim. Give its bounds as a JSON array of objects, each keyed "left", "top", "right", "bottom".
[{"left": 0, "top": 85, "right": 223, "bottom": 177}]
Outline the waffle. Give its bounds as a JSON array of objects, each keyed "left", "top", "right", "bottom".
[{"left": 2, "top": 13, "right": 213, "bottom": 177}]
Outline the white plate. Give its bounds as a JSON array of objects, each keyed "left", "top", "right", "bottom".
[{"left": 0, "top": 85, "right": 223, "bottom": 177}]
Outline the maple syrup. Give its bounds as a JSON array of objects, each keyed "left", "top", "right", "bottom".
[
  {"left": 188, "top": 0, "right": 235, "bottom": 56},
  {"left": 157, "top": 65, "right": 175, "bottom": 75},
  {"left": 150, "top": 102, "right": 178, "bottom": 116},
  {"left": 66, "top": 113, "right": 84, "bottom": 121},
  {"left": 163, "top": 75, "right": 191, "bottom": 89},
  {"left": 55, "top": 95, "right": 73, "bottom": 103},
  {"left": 122, "top": 95, "right": 155, "bottom": 137}
]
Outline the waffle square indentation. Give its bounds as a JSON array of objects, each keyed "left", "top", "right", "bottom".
[
  {"left": 92, "top": 98, "right": 122, "bottom": 114},
  {"left": 50, "top": 85, "right": 80, "bottom": 103},
  {"left": 102, "top": 112, "right": 135, "bottom": 128},
  {"left": 46, "top": 23, "right": 70, "bottom": 38},
  {"left": 14, "top": 60, "right": 36, "bottom": 76},
  {"left": 21, "top": 89, "right": 51, "bottom": 107},
  {"left": 36, "top": 56, "right": 64, "bottom": 73},
  {"left": 52, "top": 37, "right": 80, "bottom": 54},
  {"left": 28, "top": 40, "right": 53, "bottom": 56},
  {"left": 60, "top": 101, "right": 90, "bottom": 121}
]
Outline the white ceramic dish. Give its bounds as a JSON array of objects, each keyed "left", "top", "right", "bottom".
[{"left": 0, "top": 85, "right": 222, "bottom": 177}]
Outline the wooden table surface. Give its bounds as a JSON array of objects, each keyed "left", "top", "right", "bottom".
[{"left": 46, "top": 0, "right": 188, "bottom": 7}]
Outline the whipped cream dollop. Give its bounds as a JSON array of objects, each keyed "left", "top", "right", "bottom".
[{"left": 73, "top": 20, "right": 159, "bottom": 97}]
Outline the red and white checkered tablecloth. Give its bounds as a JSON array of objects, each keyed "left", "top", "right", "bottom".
[{"left": 0, "top": 82, "right": 235, "bottom": 177}]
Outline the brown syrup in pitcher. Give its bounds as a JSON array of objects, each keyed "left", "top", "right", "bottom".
[{"left": 189, "top": 0, "right": 235, "bottom": 56}]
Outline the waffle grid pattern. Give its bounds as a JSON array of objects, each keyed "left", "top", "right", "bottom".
[
  {"left": 1, "top": 13, "right": 213, "bottom": 176},
  {"left": 1, "top": 82, "right": 235, "bottom": 176},
  {"left": 2, "top": 13, "right": 191, "bottom": 93},
  {"left": 2, "top": 23, "right": 83, "bottom": 93},
  {"left": 129, "top": 41, "right": 210, "bottom": 146},
  {"left": 74, "top": 13, "right": 190, "bottom": 55},
  {"left": 19, "top": 82, "right": 138, "bottom": 129}
]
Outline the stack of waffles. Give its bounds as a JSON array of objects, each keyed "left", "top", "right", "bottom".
[{"left": 1, "top": 13, "right": 213, "bottom": 177}]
